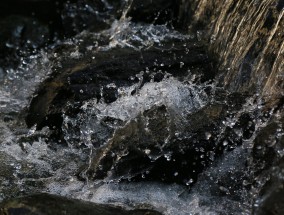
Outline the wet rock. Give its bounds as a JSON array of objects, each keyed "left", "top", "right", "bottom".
[
  {"left": 0, "top": 15, "right": 49, "bottom": 68},
  {"left": 60, "top": 0, "right": 180, "bottom": 37},
  {"left": 252, "top": 122, "right": 279, "bottom": 173},
  {"left": 253, "top": 155, "right": 284, "bottom": 215},
  {"left": 0, "top": 0, "right": 71, "bottom": 43},
  {"left": 127, "top": 0, "right": 179, "bottom": 25},
  {"left": 0, "top": 152, "right": 16, "bottom": 182},
  {"left": 254, "top": 188, "right": 284, "bottom": 215},
  {"left": 80, "top": 92, "right": 251, "bottom": 185},
  {"left": 60, "top": 0, "right": 122, "bottom": 37},
  {"left": 0, "top": 193, "right": 162, "bottom": 215},
  {"left": 0, "top": 151, "right": 25, "bottom": 200},
  {"left": 26, "top": 40, "right": 215, "bottom": 130},
  {"left": 252, "top": 111, "right": 284, "bottom": 214},
  {"left": 24, "top": 32, "right": 224, "bottom": 186},
  {"left": 25, "top": 32, "right": 264, "bottom": 186}
]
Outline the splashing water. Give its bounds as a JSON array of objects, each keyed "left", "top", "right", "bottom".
[{"left": 0, "top": 1, "right": 283, "bottom": 215}]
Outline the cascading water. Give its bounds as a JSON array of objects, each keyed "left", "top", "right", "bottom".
[{"left": 0, "top": 0, "right": 283, "bottom": 215}]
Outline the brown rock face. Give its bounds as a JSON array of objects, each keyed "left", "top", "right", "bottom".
[{"left": 179, "top": 0, "right": 284, "bottom": 99}]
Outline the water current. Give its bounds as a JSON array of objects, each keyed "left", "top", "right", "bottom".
[{"left": 0, "top": 1, "right": 283, "bottom": 215}]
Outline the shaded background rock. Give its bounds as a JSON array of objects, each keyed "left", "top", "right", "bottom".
[
  {"left": 0, "top": 15, "right": 50, "bottom": 70},
  {"left": 0, "top": 193, "right": 162, "bottom": 215},
  {"left": 126, "top": 0, "right": 179, "bottom": 25},
  {"left": 0, "top": 0, "right": 63, "bottom": 38}
]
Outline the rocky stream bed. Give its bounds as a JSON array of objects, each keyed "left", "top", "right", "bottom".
[{"left": 0, "top": 0, "right": 283, "bottom": 214}]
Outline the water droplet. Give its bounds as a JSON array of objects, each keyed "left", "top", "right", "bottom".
[
  {"left": 223, "top": 140, "right": 228, "bottom": 146},
  {"left": 144, "top": 149, "right": 151, "bottom": 155},
  {"left": 5, "top": 42, "right": 14, "bottom": 48},
  {"left": 164, "top": 153, "right": 172, "bottom": 161},
  {"left": 219, "top": 186, "right": 229, "bottom": 194},
  {"left": 234, "top": 129, "right": 242, "bottom": 137},
  {"left": 205, "top": 132, "right": 211, "bottom": 140},
  {"left": 15, "top": 164, "right": 21, "bottom": 170},
  {"left": 242, "top": 180, "right": 250, "bottom": 186},
  {"left": 28, "top": 125, "right": 37, "bottom": 136},
  {"left": 186, "top": 178, "right": 194, "bottom": 186}
]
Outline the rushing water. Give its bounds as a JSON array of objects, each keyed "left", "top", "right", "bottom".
[{"left": 0, "top": 1, "right": 283, "bottom": 215}]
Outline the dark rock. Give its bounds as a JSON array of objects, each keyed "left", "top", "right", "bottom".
[
  {"left": 83, "top": 93, "right": 252, "bottom": 185},
  {"left": 252, "top": 122, "right": 279, "bottom": 173},
  {"left": 0, "top": 15, "right": 49, "bottom": 68},
  {"left": 250, "top": 110, "right": 284, "bottom": 214},
  {"left": 26, "top": 40, "right": 215, "bottom": 130},
  {"left": 60, "top": 0, "right": 181, "bottom": 37},
  {"left": 127, "top": 0, "right": 179, "bottom": 25},
  {"left": 102, "top": 84, "right": 118, "bottom": 104},
  {"left": 60, "top": 0, "right": 122, "bottom": 37},
  {"left": 25, "top": 32, "right": 267, "bottom": 186},
  {"left": 254, "top": 188, "right": 284, "bottom": 215},
  {"left": 25, "top": 34, "right": 221, "bottom": 186},
  {"left": 0, "top": 193, "right": 162, "bottom": 215},
  {"left": 253, "top": 156, "right": 284, "bottom": 215},
  {"left": 0, "top": 0, "right": 66, "bottom": 40}
]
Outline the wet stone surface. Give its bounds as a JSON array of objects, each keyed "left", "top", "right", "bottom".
[
  {"left": 0, "top": 0, "right": 284, "bottom": 214},
  {"left": 26, "top": 38, "right": 215, "bottom": 130},
  {"left": 0, "top": 193, "right": 162, "bottom": 215}
]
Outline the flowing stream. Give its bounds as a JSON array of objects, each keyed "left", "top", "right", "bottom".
[{"left": 0, "top": 1, "right": 283, "bottom": 214}]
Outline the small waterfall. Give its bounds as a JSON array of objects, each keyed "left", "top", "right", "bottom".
[{"left": 180, "top": 0, "right": 284, "bottom": 99}]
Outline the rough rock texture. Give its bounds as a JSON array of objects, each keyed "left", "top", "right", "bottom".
[{"left": 0, "top": 193, "right": 162, "bottom": 215}]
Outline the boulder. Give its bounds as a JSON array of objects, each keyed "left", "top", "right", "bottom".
[
  {"left": 26, "top": 39, "right": 215, "bottom": 130},
  {"left": 0, "top": 193, "right": 161, "bottom": 215},
  {"left": 72, "top": 89, "right": 251, "bottom": 184}
]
